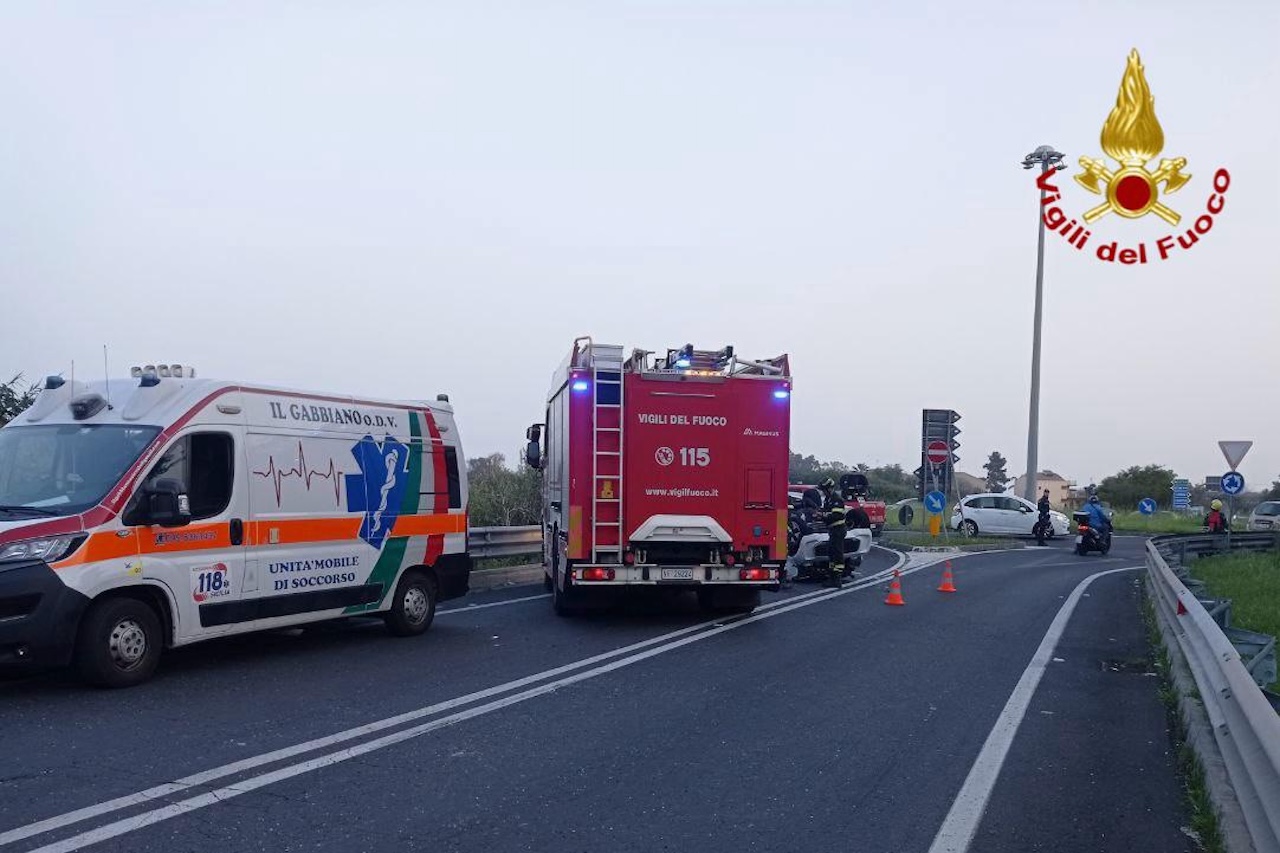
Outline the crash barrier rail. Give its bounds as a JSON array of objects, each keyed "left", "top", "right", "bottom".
[
  {"left": 1147, "top": 532, "right": 1280, "bottom": 853},
  {"left": 468, "top": 526, "right": 542, "bottom": 560}
]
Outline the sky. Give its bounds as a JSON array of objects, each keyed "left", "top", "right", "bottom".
[{"left": 2, "top": 1, "right": 1277, "bottom": 497}]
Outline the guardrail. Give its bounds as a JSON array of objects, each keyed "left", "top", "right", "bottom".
[
  {"left": 468, "top": 526, "right": 542, "bottom": 560},
  {"left": 1147, "top": 532, "right": 1280, "bottom": 853}
]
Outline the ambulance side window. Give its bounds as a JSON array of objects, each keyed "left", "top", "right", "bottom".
[
  {"left": 126, "top": 433, "right": 235, "bottom": 525},
  {"left": 443, "top": 447, "right": 462, "bottom": 509}
]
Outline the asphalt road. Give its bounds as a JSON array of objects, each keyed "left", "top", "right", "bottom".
[{"left": 1, "top": 538, "right": 1193, "bottom": 853}]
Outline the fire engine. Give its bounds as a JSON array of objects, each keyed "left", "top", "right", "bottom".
[{"left": 524, "top": 338, "right": 791, "bottom": 616}]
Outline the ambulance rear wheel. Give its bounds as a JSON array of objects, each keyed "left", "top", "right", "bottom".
[
  {"left": 385, "top": 570, "right": 437, "bottom": 637},
  {"left": 76, "top": 596, "right": 163, "bottom": 688}
]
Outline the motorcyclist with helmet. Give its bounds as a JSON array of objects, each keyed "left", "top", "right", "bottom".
[{"left": 1083, "top": 495, "right": 1113, "bottom": 543}]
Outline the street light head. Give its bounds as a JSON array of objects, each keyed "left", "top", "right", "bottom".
[{"left": 1022, "top": 145, "right": 1066, "bottom": 167}]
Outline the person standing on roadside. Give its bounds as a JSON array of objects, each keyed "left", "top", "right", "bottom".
[
  {"left": 1206, "top": 499, "right": 1230, "bottom": 534},
  {"left": 1036, "top": 489, "right": 1052, "bottom": 546}
]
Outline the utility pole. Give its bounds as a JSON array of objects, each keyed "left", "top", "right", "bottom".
[{"left": 1020, "top": 145, "right": 1066, "bottom": 500}]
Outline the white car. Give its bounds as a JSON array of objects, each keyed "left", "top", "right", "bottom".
[
  {"left": 950, "top": 493, "right": 1070, "bottom": 538},
  {"left": 1247, "top": 501, "right": 1280, "bottom": 531}
]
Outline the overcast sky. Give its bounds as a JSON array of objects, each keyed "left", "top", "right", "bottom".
[{"left": 2, "top": 1, "right": 1277, "bottom": 496}]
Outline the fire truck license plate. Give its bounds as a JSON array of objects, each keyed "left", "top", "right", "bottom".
[{"left": 660, "top": 568, "right": 695, "bottom": 580}]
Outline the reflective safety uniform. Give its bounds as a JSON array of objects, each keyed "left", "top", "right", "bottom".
[{"left": 825, "top": 503, "right": 847, "bottom": 587}]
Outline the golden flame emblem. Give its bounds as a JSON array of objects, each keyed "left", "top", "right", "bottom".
[{"left": 1075, "top": 49, "right": 1191, "bottom": 225}]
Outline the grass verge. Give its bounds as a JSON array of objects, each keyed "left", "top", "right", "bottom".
[
  {"left": 1111, "top": 511, "right": 1206, "bottom": 535},
  {"left": 1189, "top": 551, "right": 1280, "bottom": 692},
  {"left": 1142, "top": 589, "right": 1226, "bottom": 853}
]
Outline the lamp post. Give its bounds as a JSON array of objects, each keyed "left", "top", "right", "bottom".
[{"left": 1020, "top": 145, "right": 1066, "bottom": 501}]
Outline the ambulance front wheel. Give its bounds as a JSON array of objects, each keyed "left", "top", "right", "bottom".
[
  {"left": 385, "top": 570, "right": 437, "bottom": 637},
  {"left": 76, "top": 596, "right": 164, "bottom": 688}
]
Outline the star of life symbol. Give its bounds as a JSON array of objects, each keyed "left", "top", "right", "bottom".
[
  {"left": 345, "top": 434, "right": 411, "bottom": 549},
  {"left": 1075, "top": 49, "right": 1191, "bottom": 226}
]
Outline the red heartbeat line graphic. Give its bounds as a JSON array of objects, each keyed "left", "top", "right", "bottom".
[{"left": 252, "top": 442, "right": 343, "bottom": 506}]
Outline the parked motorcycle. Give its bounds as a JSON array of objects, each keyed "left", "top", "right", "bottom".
[{"left": 1072, "top": 511, "right": 1112, "bottom": 556}]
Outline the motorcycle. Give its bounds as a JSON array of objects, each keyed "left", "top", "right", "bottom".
[
  {"left": 1072, "top": 511, "right": 1112, "bottom": 556},
  {"left": 785, "top": 492, "right": 864, "bottom": 583},
  {"left": 1033, "top": 514, "right": 1052, "bottom": 546}
]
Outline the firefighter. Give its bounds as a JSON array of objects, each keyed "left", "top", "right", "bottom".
[
  {"left": 818, "top": 478, "right": 841, "bottom": 509},
  {"left": 824, "top": 503, "right": 848, "bottom": 587}
]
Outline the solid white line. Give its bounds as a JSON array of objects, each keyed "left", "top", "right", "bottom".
[
  {"left": 925, "top": 565, "right": 1142, "bottom": 853},
  {"left": 437, "top": 592, "right": 550, "bottom": 613},
  {"left": 21, "top": 557, "right": 925, "bottom": 853},
  {"left": 0, "top": 552, "right": 909, "bottom": 849}
]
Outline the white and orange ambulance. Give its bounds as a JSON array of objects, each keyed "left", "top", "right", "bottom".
[{"left": 0, "top": 364, "right": 469, "bottom": 687}]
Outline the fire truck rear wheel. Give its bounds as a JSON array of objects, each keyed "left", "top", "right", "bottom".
[{"left": 552, "top": 554, "right": 582, "bottom": 617}]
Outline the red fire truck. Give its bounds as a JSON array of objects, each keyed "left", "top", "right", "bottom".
[{"left": 524, "top": 338, "right": 791, "bottom": 616}]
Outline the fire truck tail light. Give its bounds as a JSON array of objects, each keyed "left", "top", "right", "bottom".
[
  {"left": 739, "top": 568, "right": 771, "bottom": 581},
  {"left": 580, "top": 567, "right": 615, "bottom": 582}
]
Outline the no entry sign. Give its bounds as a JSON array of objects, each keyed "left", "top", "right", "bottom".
[{"left": 926, "top": 440, "right": 949, "bottom": 466}]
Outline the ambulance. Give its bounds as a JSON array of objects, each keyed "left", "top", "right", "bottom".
[{"left": 0, "top": 365, "right": 469, "bottom": 687}]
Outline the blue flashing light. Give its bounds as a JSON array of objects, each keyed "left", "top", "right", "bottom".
[
  {"left": 773, "top": 389, "right": 790, "bottom": 399},
  {"left": 674, "top": 358, "right": 692, "bottom": 368},
  {"left": 572, "top": 380, "right": 590, "bottom": 392}
]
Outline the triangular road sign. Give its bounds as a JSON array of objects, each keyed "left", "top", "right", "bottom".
[{"left": 1219, "top": 441, "right": 1253, "bottom": 471}]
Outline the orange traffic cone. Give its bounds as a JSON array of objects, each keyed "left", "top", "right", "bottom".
[
  {"left": 938, "top": 562, "right": 957, "bottom": 594},
  {"left": 885, "top": 569, "right": 906, "bottom": 606}
]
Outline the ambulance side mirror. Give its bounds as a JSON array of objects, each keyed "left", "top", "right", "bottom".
[{"left": 146, "top": 478, "right": 192, "bottom": 528}]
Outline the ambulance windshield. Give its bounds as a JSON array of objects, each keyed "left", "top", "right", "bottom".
[{"left": 0, "top": 424, "right": 160, "bottom": 518}]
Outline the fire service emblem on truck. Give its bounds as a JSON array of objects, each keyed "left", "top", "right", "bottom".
[{"left": 1035, "top": 48, "right": 1230, "bottom": 265}]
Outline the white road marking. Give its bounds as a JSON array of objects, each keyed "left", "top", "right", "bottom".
[
  {"left": 15, "top": 554, "right": 927, "bottom": 853},
  {"left": 925, "top": 565, "right": 1141, "bottom": 853},
  {"left": 437, "top": 592, "right": 550, "bottom": 613},
  {"left": 2, "top": 553, "right": 912, "bottom": 849}
]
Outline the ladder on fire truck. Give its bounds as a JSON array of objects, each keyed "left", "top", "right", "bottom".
[{"left": 577, "top": 339, "right": 626, "bottom": 564}]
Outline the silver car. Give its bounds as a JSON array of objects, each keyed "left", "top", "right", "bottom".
[{"left": 1247, "top": 500, "right": 1280, "bottom": 531}]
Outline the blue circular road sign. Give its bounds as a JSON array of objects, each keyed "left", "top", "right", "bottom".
[
  {"left": 924, "top": 491, "right": 947, "bottom": 514},
  {"left": 1138, "top": 498, "right": 1157, "bottom": 515},
  {"left": 1220, "top": 471, "right": 1246, "bottom": 496}
]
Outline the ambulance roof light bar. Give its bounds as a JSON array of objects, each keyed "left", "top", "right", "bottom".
[{"left": 130, "top": 364, "right": 197, "bottom": 381}]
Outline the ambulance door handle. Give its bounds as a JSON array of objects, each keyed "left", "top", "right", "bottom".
[{"left": 229, "top": 518, "right": 244, "bottom": 546}]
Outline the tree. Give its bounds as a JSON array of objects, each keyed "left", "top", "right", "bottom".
[
  {"left": 1097, "top": 464, "right": 1178, "bottom": 511},
  {"left": 1, "top": 374, "right": 38, "bottom": 427},
  {"left": 1265, "top": 479, "right": 1280, "bottom": 502},
  {"left": 787, "top": 452, "right": 847, "bottom": 486},
  {"left": 983, "top": 451, "right": 1011, "bottom": 493},
  {"left": 466, "top": 452, "right": 543, "bottom": 527},
  {"left": 861, "top": 464, "right": 917, "bottom": 503}
]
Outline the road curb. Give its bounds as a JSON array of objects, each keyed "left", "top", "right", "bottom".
[{"left": 469, "top": 564, "right": 543, "bottom": 592}]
